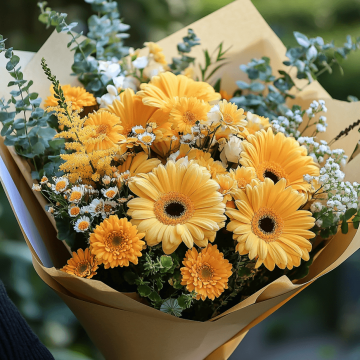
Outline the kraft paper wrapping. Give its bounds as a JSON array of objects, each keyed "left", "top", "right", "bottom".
[{"left": 0, "top": 0, "right": 360, "bottom": 359}]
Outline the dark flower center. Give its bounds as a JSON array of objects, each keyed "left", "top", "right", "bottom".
[
  {"left": 264, "top": 170, "right": 279, "bottom": 184},
  {"left": 165, "top": 202, "right": 186, "bottom": 218},
  {"left": 259, "top": 217, "right": 276, "bottom": 234}
]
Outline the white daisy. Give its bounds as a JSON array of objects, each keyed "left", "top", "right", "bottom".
[
  {"left": 101, "top": 187, "right": 118, "bottom": 199},
  {"left": 52, "top": 177, "right": 69, "bottom": 194},
  {"left": 74, "top": 216, "right": 91, "bottom": 233}
]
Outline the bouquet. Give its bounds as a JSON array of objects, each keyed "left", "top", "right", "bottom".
[{"left": 0, "top": 0, "right": 360, "bottom": 359}]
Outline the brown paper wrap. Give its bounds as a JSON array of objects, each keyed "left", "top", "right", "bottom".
[{"left": 0, "top": 0, "right": 360, "bottom": 359}]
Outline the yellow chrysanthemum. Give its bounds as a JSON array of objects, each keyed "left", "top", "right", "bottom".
[
  {"left": 117, "top": 152, "right": 161, "bottom": 177},
  {"left": 61, "top": 248, "right": 98, "bottom": 279},
  {"left": 229, "top": 166, "right": 256, "bottom": 189},
  {"left": 240, "top": 128, "right": 320, "bottom": 194},
  {"left": 188, "top": 149, "right": 227, "bottom": 178},
  {"left": 226, "top": 178, "right": 315, "bottom": 271},
  {"left": 218, "top": 100, "right": 247, "bottom": 131},
  {"left": 215, "top": 174, "right": 238, "bottom": 203},
  {"left": 145, "top": 42, "right": 167, "bottom": 65},
  {"left": 90, "top": 215, "right": 145, "bottom": 269},
  {"left": 181, "top": 244, "right": 232, "bottom": 301},
  {"left": 84, "top": 111, "right": 124, "bottom": 152},
  {"left": 127, "top": 160, "right": 226, "bottom": 254},
  {"left": 241, "top": 111, "right": 271, "bottom": 137},
  {"left": 44, "top": 85, "right": 96, "bottom": 110},
  {"left": 137, "top": 72, "right": 221, "bottom": 114},
  {"left": 151, "top": 128, "right": 180, "bottom": 159},
  {"left": 169, "top": 97, "right": 211, "bottom": 134},
  {"left": 106, "top": 89, "right": 168, "bottom": 135}
]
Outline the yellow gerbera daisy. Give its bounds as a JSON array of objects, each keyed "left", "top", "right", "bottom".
[
  {"left": 61, "top": 248, "right": 98, "bottom": 279},
  {"left": 169, "top": 97, "right": 211, "bottom": 134},
  {"left": 90, "top": 215, "right": 145, "bottom": 269},
  {"left": 229, "top": 166, "right": 256, "bottom": 189},
  {"left": 106, "top": 89, "right": 167, "bottom": 136},
  {"left": 44, "top": 85, "right": 97, "bottom": 110},
  {"left": 226, "top": 178, "right": 315, "bottom": 271},
  {"left": 241, "top": 111, "right": 271, "bottom": 137},
  {"left": 137, "top": 72, "right": 221, "bottom": 114},
  {"left": 151, "top": 128, "right": 180, "bottom": 159},
  {"left": 240, "top": 128, "right": 319, "bottom": 194},
  {"left": 218, "top": 100, "right": 247, "bottom": 131},
  {"left": 84, "top": 111, "right": 124, "bottom": 152},
  {"left": 127, "top": 160, "right": 226, "bottom": 254},
  {"left": 117, "top": 152, "right": 161, "bottom": 177},
  {"left": 181, "top": 244, "right": 232, "bottom": 301}
]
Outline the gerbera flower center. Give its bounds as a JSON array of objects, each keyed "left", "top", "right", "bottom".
[
  {"left": 257, "top": 161, "right": 288, "bottom": 185},
  {"left": 154, "top": 192, "right": 195, "bottom": 225},
  {"left": 237, "top": 178, "right": 248, "bottom": 188},
  {"left": 77, "top": 263, "right": 90, "bottom": 275},
  {"left": 55, "top": 181, "right": 67, "bottom": 192},
  {"left": 96, "top": 124, "right": 109, "bottom": 135},
  {"left": 199, "top": 264, "right": 213, "bottom": 281},
  {"left": 184, "top": 111, "right": 197, "bottom": 125},
  {"left": 251, "top": 207, "right": 284, "bottom": 242},
  {"left": 95, "top": 204, "right": 103, "bottom": 212},
  {"left": 105, "top": 231, "right": 129, "bottom": 250},
  {"left": 223, "top": 113, "right": 233, "bottom": 124}
]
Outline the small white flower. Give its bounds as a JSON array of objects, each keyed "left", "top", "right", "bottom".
[
  {"left": 101, "top": 187, "right": 118, "bottom": 199},
  {"left": 319, "top": 100, "right": 325, "bottom": 106},
  {"left": 52, "top": 177, "right": 69, "bottom": 194},
  {"left": 219, "top": 136, "right": 243, "bottom": 165},
  {"left": 316, "top": 124, "right": 326, "bottom": 133},
  {"left": 102, "top": 175, "right": 111, "bottom": 185},
  {"left": 68, "top": 205, "right": 81, "bottom": 217},
  {"left": 132, "top": 125, "right": 145, "bottom": 135},
  {"left": 315, "top": 219, "right": 323, "bottom": 227},
  {"left": 138, "top": 132, "right": 156, "bottom": 145},
  {"left": 98, "top": 61, "right": 121, "bottom": 81},
  {"left": 97, "top": 93, "right": 120, "bottom": 108},
  {"left": 206, "top": 105, "right": 221, "bottom": 126},
  {"left": 180, "top": 133, "right": 196, "bottom": 145},
  {"left": 74, "top": 216, "right": 91, "bottom": 233},
  {"left": 132, "top": 56, "right": 149, "bottom": 69},
  {"left": 68, "top": 186, "right": 84, "bottom": 203},
  {"left": 32, "top": 184, "right": 41, "bottom": 192},
  {"left": 102, "top": 200, "right": 118, "bottom": 218},
  {"left": 303, "top": 174, "right": 312, "bottom": 182}
]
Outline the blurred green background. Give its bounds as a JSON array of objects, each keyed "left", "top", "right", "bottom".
[{"left": 1, "top": 0, "right": 360, "bottom": 359}]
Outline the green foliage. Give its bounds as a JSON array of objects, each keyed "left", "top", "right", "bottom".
[
  {"left": 231, "top": 32, "right": 360, "bottom": 119},
  {"left": 0, "top": 36, "right": 64, "bottom": 179},
  {"left": 160, "top": 298, "right": 183, "bottom": 317},
  {"left": 168, "top": 29, "right": 200, "bottom": 75},
  {"left": 37, "top": 0, "right": 130, "bottom": 96}
]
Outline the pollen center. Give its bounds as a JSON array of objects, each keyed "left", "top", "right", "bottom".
[
  {"left": 251, "top": 207, "right": 283, "bottom": 242},
  {"left": 223, "top": 113, "right": 234, "bottom": 124},
  {"left": 78, "top": 221, "right": 89, "bottom": 231},
  {"left": 199, "top": 264, "right": 213, "bottom": 280},
  {"left": 55, "top": 181, "right": 66, "bottom": 192},
  {"left": 105, "top": 231, "right": 129, "bottom": 250},
  {"left": 256, "top": 161, "right": 288, "bottom": 185},
  {"left": 70, "top": 191, "right": 82, "bottom": 202},
  {"left": 78, "top": 263, "right": 89, "bottom": 274},
  {"left": 103, "top": 204, "right": 113, "bottom": 213},
  {"left": 96, "top": 124, "right": 109, "bottom": 135},
  {"left": 154, "top": 192, "right": 195, "bottom": 225},
  {"left": 184, "top": 111, "right": 197, "bottom": 125}
]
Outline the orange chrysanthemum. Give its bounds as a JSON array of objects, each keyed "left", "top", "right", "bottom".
[
  {"left": 90, "top": 215, "right": 145, "bottom": 269},
  {"left": 44, "top": 85, "right": 97, "bottom": 110},
  {"left": 61, "top": 248, "right": 98, "bottom": 279},
  {"left": 181, "top": 244, "right": 232, "bottom": 301},
  {"left": 229, "top": 166, "right": 256, "bottom": 189}
]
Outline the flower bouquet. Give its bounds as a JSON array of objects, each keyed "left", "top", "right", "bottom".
[{"left": 1, "top": 0, "right": 360, "bottom": 359}]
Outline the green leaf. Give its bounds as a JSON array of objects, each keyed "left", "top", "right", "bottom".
[
  {"left": 5, "top": 48, "right": 13, "bottom": 59},
  {"left": 160, "top": 255, "right": 173, "bottom": 269},
  {"left": 341, "top": 220, "right": 349, "bottom": 234},
  {"left": 148, "top": 291, "right": 162, "bottom": 303},
  {"left": 137, "top": 284, "right": 152, "bottom": 297},
  {"left": 32, "top": 141, "right": 46, "bottom": 155},
  {"left": 344, "top": 208, "right": 357, "bottom": 221},
  {"left": 31, "top": 171, "right": 40, "bottom": 179},
  {"left": 293, "top": 31, "right": 310, "bottom": 47},
  {"left": 55, "top": 217, "right": 77, "bottom": 245},
  {"left": 123, "top": 269, "right": 138, "bottom": 285}
]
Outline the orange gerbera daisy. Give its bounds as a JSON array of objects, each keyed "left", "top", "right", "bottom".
[
  {"left": 181, "top": 244, "right": 232, "bottom": 300},
  {"left": 169, "top": 97, "right": 211, "bottom": 134},
  {"left": 226, "top": 178, "right": 315, "bottom": 271},
  {"left": 117, "top": 152, "right": 161, "bottom": 178},
  {"left": 84, "top": 111, "right": 124, "bottom": 152},
  {"left": 240, "top": 128, "right": 319, "bottom": 194},
  {"left": 90, "top": 215, "right": 145, "bottom": 268},
  {"left": 44, "top": 85, "right": 97, "bottom": 110},
  {"left": 61, "top": 248, "right": 98, "bottom": 279},
  {"left": 215, "top": 174, "right": 238, "bottom": 203},
  {"left": 137, "top": 72, "right": 220, "bottom": 114},
  {"left": 106, "top": 89, "right": 167, "bottom": 136}
]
